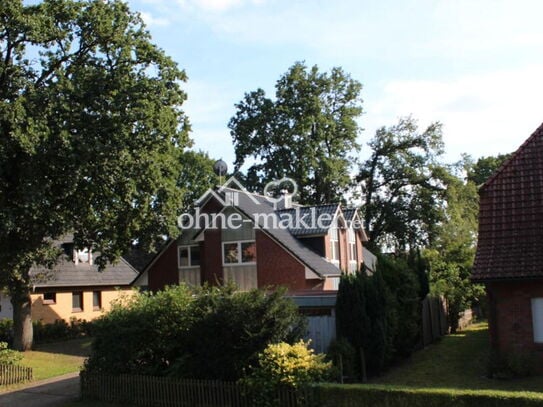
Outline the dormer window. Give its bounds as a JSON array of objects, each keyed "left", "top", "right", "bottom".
[
  {"left": 73, "top": 248, "right": 93, "bottom": 265},
  {"left": 77, "top": 249, "right": 89, "bottom": 263}
]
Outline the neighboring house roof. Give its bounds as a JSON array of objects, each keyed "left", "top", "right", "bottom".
[
  {"left": 123, "top": 247, "right": 157, "bottom": 273},
  {"left": 30, "top": 238, "right": 139, "bottom": 288},
  {"left": 472, "top": 122, "right": 543, "bottom": 282},
  {"left": 30, "top": 258, "right": 138, "bottom": 288}
]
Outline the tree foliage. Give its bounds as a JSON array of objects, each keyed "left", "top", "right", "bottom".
[
  {"left": 178, "top": 150, "right": 220, "bottom": 211},
  {"left": 229, "top": 61, "right": 363, "bottom": 204},
  {"left": 85, "top": 285, "right": 306, "bottom": 381},
  {"left": 466, "top": 153, "right": 512, "bottom": 186},
  {"left": 425, "top": 160, "right": 485, "bottom": 332},
  {"left": 335, "top": 260, "right": 421, "bottom": 378},
  {"left": 356, "top": 117, "right": 446, "bottom": 251},
  {"left": 0, "top": 0, "right": 191, "bottom": 349}
]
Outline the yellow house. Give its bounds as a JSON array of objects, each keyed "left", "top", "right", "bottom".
[{"left": 0, "top": 238, "right": 140, "bottom": 324}]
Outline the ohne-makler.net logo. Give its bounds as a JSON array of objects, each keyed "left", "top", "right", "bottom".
[{"left": 177, "top": 177, "right": 363, "bottom": 231}]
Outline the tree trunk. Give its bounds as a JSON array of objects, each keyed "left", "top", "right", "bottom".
[{"left": 11, "top": 290, "right": 33, "bottom": 351}]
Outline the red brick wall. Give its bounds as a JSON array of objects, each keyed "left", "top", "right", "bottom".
[
  {"left": 256, "top": 230, "right": 313, "bottom": 291},
  {"left": 148, "top": 241, "right": 179, "bottom": 292},
  {"left": 202, "top": 229, "right": 223, "bottom": 285},
  {"left": 486, "top": 280, "right": 543, "bottom": 367},
  {"left": 339, "top": 228, "right": 348, "bottom": 272},
  {"left": 356, "top": 233, "right": 364, "bottom": 271}
]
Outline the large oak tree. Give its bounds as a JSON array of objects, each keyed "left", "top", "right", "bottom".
[
  {"left": 356, "top": 117, "right": 445, "bottom": 251},
  {"left": 229, "top": 62, "right": 363, "bottom": 204},
  {"left": 0, "top": 0, "right": 191, "bottom": 349}
]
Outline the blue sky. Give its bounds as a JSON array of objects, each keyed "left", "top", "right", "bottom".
[{"left": 127, "top": 0, "right": 543, "bottom": 167}]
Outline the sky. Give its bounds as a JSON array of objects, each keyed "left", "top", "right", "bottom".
[{"left": 126, "top": 0, "right": 543, "bottom": 168}]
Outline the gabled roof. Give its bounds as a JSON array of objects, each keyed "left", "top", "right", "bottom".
[
  {"left": 30, "top": 257, "right": 138, "bottom": 288},
  {"left": 29, "top": 237, "right": 140, "bottom": 288},
  {"left": 219, "top": 189, "right": 341, "bottom": 277},
  {"left": 472, "top": 122, "right": 543, "bottom": 281}
]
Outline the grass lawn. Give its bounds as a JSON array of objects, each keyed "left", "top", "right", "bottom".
[
  {"left": 20, "top": 337, "right": 92, "bottom": 381},
  {"left": 372, "top": 322, "right": 543, "bottom": 394}
]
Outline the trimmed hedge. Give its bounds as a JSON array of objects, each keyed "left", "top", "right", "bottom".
[{"left": 313, "top": 384, "right": 543, "bottom": 407}]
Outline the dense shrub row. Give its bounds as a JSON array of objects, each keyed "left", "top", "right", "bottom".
[
  {"left": 333, "top": 254, "right": 428, "bottom": 378},
  {"left": 0, "top": 317, "right": 93, "bottom": 345},
  {"left": 313, "top": 384, "right": 543, "bottom": 407},
  {"left": 84, "top": 284, "right": 307, "bottom": 381}
]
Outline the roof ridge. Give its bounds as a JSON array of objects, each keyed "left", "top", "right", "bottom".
[{"left": 480, "top": 121, "right": 543, "bottom": 190}]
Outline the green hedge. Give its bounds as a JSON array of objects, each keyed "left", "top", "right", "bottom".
[{"left": 313, "top": 384, "right": 543, "bottom": 407}]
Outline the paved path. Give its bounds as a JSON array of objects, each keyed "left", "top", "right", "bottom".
[{"left": 0, "top": 372, "right": 80, "bottom": 407}]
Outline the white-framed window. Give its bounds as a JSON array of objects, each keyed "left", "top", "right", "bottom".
[
  {"left": 347, "top": 227, "right": 358, "bottom": 273},
  {"left": 531, "top": 298, "right": 543, "bottom": 343},
  {"left": 330, "top": 221, "right": 340, "bottom": 267},
  {"left": 178, "top": 245, "right": 201, "bottom": 268},
  {"left": 222, "top": 240, "right": 256, "bottom": 265},
  {"left": 328, "top": 277, "right": 340, "bottom": 290}
]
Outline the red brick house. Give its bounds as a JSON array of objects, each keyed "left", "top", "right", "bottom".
[
  {"left": 472, "top": 123, "right": 543, "bottom": 365},
  {"left": 134, "top": 184, "right": 373, "bottom": 293}
]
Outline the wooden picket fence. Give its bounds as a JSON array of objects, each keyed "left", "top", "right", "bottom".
[
  {"left": 80, "top": 372, "right": 317, "bottom": 407},
  {"left": 0, "top": 364, "right": 33, "bottom": 386}
]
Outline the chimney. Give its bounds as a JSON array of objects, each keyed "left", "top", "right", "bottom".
[{"left": 280, "top": 189, "right": 292, "bottom": 209}]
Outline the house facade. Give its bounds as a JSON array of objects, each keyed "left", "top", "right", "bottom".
[
  {"left": 0, "top": 237, "right": 138, "bottom": 324},
  {"left": 134, "top": 184, "right": 373, "bottom": 294},
  {"left": 472, "top": 123, "right": 543, "bottom": 367}
]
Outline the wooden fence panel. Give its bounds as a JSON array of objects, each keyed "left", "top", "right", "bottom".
[
  {"left": 0, "top": 364, "right": 33, "bottom": 386},
  {"left": 80, "top": 372, "right": 316, "bottom": 407}
]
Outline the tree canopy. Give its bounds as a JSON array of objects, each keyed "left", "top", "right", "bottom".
[
  {"left": 229, "top": 61, "right": 363, "bottom": 204},
  {"left": 356, "top": 117, "right": 446, "bottom": 251},
  {"left": 466, "top": 153, "right": 512, "bottom": 186},
  {"left": 0, "top": 0, "right": 191, "bottom": 349}
]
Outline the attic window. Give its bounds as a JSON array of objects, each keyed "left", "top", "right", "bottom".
[{"left": 73, "top": 248, "right": 93, "bottom": 265}]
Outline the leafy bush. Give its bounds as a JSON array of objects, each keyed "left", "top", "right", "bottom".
[
  {"left": 0, "top": 318, "right": 14, "bottom": 345},
  {"left": 327, "top": 338, "right": 357, "bottom": 381},
  {"left": 242, "top": 341, "right": 332, "bottom": 407},
  {"left": 335, "top": 256, "right": 421, "bottom": 379},
  {"left": 0, "top": 341, "right": 22, "bottom": 365},
  {"left": 244, "top": 341, "right": 332, "bottom": 388},
  {"left": 172, "top": 285, "right": 306, "bottom": 380},
  {"left": 32, "top": 318, "right": 94, "bottom": 343},
  {"left": 85, "top": 284, "right": 306, "bottom": 380}
]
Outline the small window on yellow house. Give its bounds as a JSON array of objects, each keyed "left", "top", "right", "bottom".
[
  {"left": 43, "top": 292, "right": 56, "bottom": 305},
  {"left": 93, "top": 291, "right": 102, "bottom": 311},
  {"left": 72, "top": 291, "right": 83, "bottom": 312}
]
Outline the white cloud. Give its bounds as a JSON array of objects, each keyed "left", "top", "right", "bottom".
[
  {"left": 175, "top": 0, "right": 264, "bottom": 13},
  {"left": 364, "top": 65, "right": 543, "bottom": 161},
  {"left": 140, "top": 11, "right": 171, "bottom": 27}
]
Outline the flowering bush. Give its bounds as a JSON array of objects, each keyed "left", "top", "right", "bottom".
[{"left": 244, "top": 340, "right": 332, "bottom": 388}]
